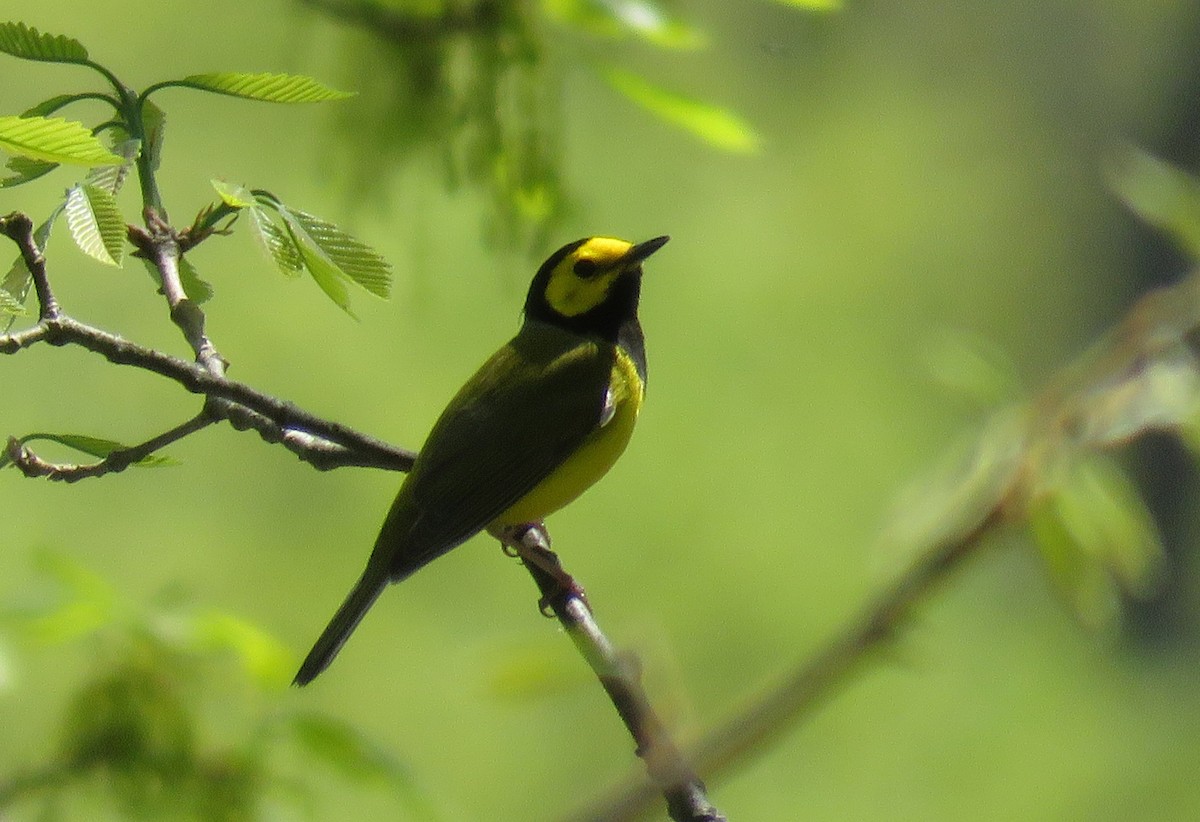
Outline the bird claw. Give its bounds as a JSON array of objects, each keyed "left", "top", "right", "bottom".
[{"left": 492, "top": 522, "right": 588, "bottom": 615}]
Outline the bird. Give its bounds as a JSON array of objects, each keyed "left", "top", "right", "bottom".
[{"left": 294, "top": 235, "right": 669, "bottom": 686}]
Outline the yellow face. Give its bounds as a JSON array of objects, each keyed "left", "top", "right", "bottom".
[{"left": 542, "top": 237, "right": 639, "bottom": 317}]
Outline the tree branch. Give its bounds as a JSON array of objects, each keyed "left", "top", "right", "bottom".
[
  {"left": 573, "top": 505, "right": 1008, "bottom": 821},
  {"left": 1, "top": 213, "right": 415, "bottom": 474},
  {"left": 507, "top": 526, "right": 726, "bottom": 822},
  {"left": 128, "top": 209, "right": 224, "bottom": 374},
  {"left": 6, "top": 414, "right": 213, "bottom": 481},
  {"left": 578, "top": 267, "right": 1200, "bottom": 820}
]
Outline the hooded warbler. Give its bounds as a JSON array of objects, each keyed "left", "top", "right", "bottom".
[{"left": 295, "top": 235, "right": 669, "bottom": 685}]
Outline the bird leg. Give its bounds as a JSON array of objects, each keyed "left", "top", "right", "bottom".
[{"left": 490, "top": 522, "right": 589, "bottom": 614}]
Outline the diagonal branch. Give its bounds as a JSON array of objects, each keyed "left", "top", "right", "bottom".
[
  {"left": 1, "top": 312, "right": 416, "bottom": 472},
  {"left": 2, "top": 210, "right": 415, "bottom": 475},
  {"left": 574, "top": 506, "right": 1008, "bottom": 822},
  {"left": 578, "top": 267, "right": 1200, "bottom": 820},
  {"left": 509, "top": 526, "right": 726, "bottom": 822}
]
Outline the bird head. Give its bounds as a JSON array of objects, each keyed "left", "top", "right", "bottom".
[{"left": 524, "top": 236, "right": 669, "bottom": 338}]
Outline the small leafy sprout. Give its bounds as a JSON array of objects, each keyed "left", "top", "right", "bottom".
[
  {"left": 1, "top": 432, "right": 179, "bottom": 472},
  {"left": 0, "top": 19, "right": 375, "bottom": 315},
  {"left": 209, "top": 182, "right": 393, "bottom": 318}
]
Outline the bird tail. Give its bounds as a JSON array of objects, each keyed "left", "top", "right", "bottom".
[{"left": 293, "top": 569, "right": 389, "bottom": 686}]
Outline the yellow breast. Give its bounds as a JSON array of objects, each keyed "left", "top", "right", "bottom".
[{"left": 494, "top": 347, "right": 644, "bottom": 526}]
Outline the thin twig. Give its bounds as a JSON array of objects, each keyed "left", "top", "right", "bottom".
[
  {"left": 3, "top": 313, "right": 414, "bottom": 472},
  {"left": 6, "top": 413, "right": 214, "bottom": 481},
  {"left": 2, "top": 211, "right": 415, "bottom": 474},
  {"left": 128, "top": 211, "right": 225, "bottom": 375},
  {"left": 511, "top": 527, "right": 726, "bottom": 822},
  {"left": 575, "top": 504, "right": 1010, "bottom": 821}
]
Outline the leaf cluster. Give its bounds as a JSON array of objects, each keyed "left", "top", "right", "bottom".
[
  {"left": 0, "top": 554, "right": 434, "bottom": 821},
  {"left": 311, "top": 0, "right": 832, "bottom": 250},
  {"left": 0, "top": 20, "right": 390, "bottom": 319}
]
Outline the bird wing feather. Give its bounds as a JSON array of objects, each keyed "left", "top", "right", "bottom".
[{"left": 373, "top": 324, "right": 613, "bottom": 581}]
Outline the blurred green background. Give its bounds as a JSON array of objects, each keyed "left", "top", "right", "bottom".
[{"left": 4, "top": 0, "right": 1200, "bottom": 819}]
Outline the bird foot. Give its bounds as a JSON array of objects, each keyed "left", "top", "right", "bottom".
[{"left": 491, "top": 522, "right": 588, "bottom": 614}]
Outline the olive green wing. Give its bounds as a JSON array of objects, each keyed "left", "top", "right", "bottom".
[
  {"left": 294, "top": 328, "right": 612, "bottom": 686},
  {"left": 378, "top": 328, "right": 614, "bottom": 581}
]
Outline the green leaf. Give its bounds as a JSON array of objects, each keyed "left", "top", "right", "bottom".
[
  {"left": 284, "top": 209, "right": 392, "bottom": 298},
  {"left": 85, "top": 138, "right": 139, "bottom": 195},
  {"left": 187, "top": 611, "right": 292, "bottom": 689},
  {"left": 0, "top": 115, "right": 124, "bottom": 166},
  {"left": 545, "top": 0, "right": 705, "bottom": 49},
  {"left": 0, "top": 286, "right": 24, "bottom": 316},
  {"left": 139, "top": 97, "right": 167, "bottom": 175},
  {"left": 1108, "top": 147, "right": 1200, "bottom": 259},
  {"left": 287, "top": 714, "right": 408, "bottom": 785},
  {"left": 293, "top": 230, "right": 357, "bottom": 318},
  {"left": 64, "top": 183, "right": 126, "bottom": 266},
  {"left": 11, "top": 552, "right": 118, "bottom": 645},
  {"left": 210, "top": 179, "right": 255, "bottom": 209},
  {"left": 0, "top": 154, "right": 57, "bottom": 188},
  {"left": 0, "top": 97, "right": 100, "bottom": 185},
  {"left": 1029, "top": 455, "right": 1165, "bottom": 630},
  {"left": 598, "top": 66, "right": 760, "bottom": 153},
  {"left": 249, "top": 207, "right": 304, "bottom": 278},
  {"left": 177, "top": 255, "right": 213, "bottom": 304},
  {"left": 171, "top": 72, "right": 354, "bottom": 103},
  {"left": 922, "top": 328, "right": 1022, "bottom": 409},
  {"left": 0, "top": 22, "right": 89, "bottom": 64},
  {"left": 250, "top": 194, "right": 389, "bottom": 312},
  {"left": 2, "top": 432, "right": 176, "bottom": 468}
]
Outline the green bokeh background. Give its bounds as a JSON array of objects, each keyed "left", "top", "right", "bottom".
[{"left": 4, "top": 1, "right": 1200, "bottom": 819}]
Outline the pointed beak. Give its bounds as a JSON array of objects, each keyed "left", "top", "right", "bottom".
[{"left": 625, "top": 235, "right": 670, "bottom": 266}]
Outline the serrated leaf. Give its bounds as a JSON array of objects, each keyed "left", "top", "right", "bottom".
[
  {"left": 85, "top": 138, "right": 139, "bottom": 195},
  {"left": 178, "top": 255, "right": 213, "bottom": 304},
  {"left": 0, "top": 116, "right": 123, "bottom": 166},
  {"left": 0, "top": 98, "right": 100, "bottom": 185},
  {"left": 188, "top": 611, "right": 292, "bottom": 689},
  {"left": 64, "top": 183, "right": 126, "bottom": 266},
  {"left": 210, "top": 179, "right": 255, "bottom": 209},
  {"left": 249, "top": 207, "right": 303, "bottom": 278},
  {"left": 0, "top": 154, "right": 57, "bottom": 188},
  {"left": 598, "top": 66, "right": 759, "bottom": 153},
  {"left": 293, "top": 230, "right": 357, "bottom": 318},
  {"left": 174, "top": 72, "right": 354, "bottom": 103},
  {"left": 0, "top": 22, "right": 89, "bottom": 64},
  {"left": 285, "top": 209, "right": 391, "bottom": 298},
  {"left": 0, "top": 286, "right": 24, "bottom": 316}
]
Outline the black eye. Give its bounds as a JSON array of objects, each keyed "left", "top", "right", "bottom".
[{"left": 573, "top": 258, "right": 600, "bottom": 278}]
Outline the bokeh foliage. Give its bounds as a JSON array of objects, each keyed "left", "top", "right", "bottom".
[{"left": 3, "top": 1, "right": 1200, "bottom": 821}]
